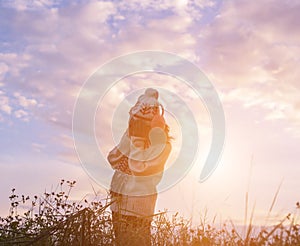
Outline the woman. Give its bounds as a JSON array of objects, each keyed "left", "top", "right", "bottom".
[{"left": 108, "top": 88, "right": 172, "bottom": 246}]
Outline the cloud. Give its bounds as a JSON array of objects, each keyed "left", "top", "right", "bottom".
[
  {"left": 0, "top": 62, "right": 9, "bottom": 80},
  {"left": 197, "top": 0, "right": 300, "bottom": 134},
  {"left": 0, "top": 0, "right": 213, "bottom": 138},
  {"left": 199, "top": 0, "right": 300, "bottom": 85},
  {"left": 0, "top": 1, "right": 119, "bottom": 132},
  {"left": 14, "top": 109, "right": 29, "bottom": 121},
  {"left": 116, "top": 0, "right": 215, "bottom": 18},
  {"left": 1, "top": 0, "right": 59, "bottom": 11},
  {"left": 0, "top": 93, "right": 12, "bottom": 115},
  {"left": 0, "top": 53, "right": 31, "bottom": 78},
  {"left": 0, "top": 89, "right": 40, "bottom": 122},
  {"left": 31, "top": 142, "right": 46, "bottom": 153},
  {"left": 0, "top": 104, "right": 11, "bottom": 115},
  {"left": 1, "top": 0, "right": 299, "bottom": 167},
  {"left": 13, "top": 92, "right": 37, "bottom": 108},
  {"left": 110, "top": 15, "right": 199, "bottom": 62}
]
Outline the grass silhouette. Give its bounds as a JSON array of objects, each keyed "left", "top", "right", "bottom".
[{"left": 0, "top": 179, "right": 299, "bottom": 245}]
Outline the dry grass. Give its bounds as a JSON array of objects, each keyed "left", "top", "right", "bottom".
[{"left": 0, "top": 180, "right": 299, "bottom": 245}]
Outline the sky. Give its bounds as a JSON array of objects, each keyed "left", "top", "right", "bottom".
[{"left": 1, "top": 0, "right": 300, "bottom": 228}]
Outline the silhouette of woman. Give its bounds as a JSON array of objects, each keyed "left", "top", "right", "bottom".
[{"left": 107, "top": 88, "right": 172, "bottom": 246}]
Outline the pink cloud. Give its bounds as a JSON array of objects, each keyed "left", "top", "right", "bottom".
[
  {"left": 0, "top": 94, "right": 12, "bottom": 115},
  {"left": 195, "top": 0, "right": 300, "bottom": 135}
]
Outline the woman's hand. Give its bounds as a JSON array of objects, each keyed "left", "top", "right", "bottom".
[{"left": 129, "top": 141, "right": 172, "bottom": 176}]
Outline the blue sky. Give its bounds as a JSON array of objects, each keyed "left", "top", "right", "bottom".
[{"left": 1, "top": 0, "right": 300, "bottom": 226}]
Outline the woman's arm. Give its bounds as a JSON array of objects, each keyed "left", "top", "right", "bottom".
[{"left": 128, "top": 142, "right": 172, "bottom": 176}]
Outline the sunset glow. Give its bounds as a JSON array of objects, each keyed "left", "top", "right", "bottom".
[{"left": 1, "top": 0, "right": 300, "bottom": 230}]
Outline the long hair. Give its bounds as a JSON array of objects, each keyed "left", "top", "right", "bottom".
[{"left": 129, "top": 115, "right": 172, "bottom": 143}]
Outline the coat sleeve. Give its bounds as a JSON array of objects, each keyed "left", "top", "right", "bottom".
[
  {"left": 128, "top": 142, "right": 172, "bottom": 176},
  {"left": 107, "top": 130, "right": 130, "bottom": 169}
]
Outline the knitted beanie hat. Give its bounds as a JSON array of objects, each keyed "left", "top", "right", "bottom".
[
  {"left": 129, "top": 88, "right": 160, "bottom": 119},
  {"left": 128, "top": 88, "right": 165, "bottom": 138}
]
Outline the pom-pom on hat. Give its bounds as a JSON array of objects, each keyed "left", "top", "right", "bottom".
[{"left": 144, "top": 88, "right": 159, "bottom": 99}]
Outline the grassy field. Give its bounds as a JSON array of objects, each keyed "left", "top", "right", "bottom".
[{"left": 0, "top": 180, "right": 299, "bottom": 245}]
